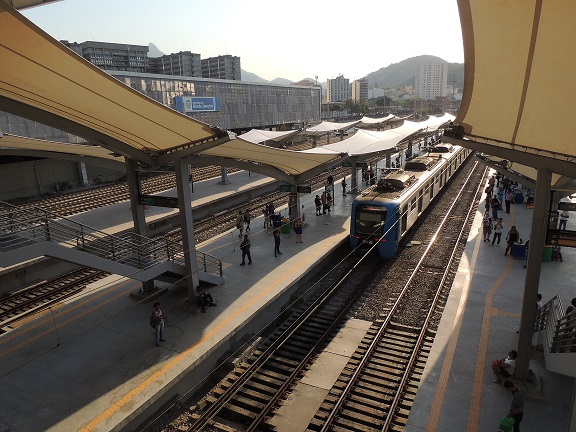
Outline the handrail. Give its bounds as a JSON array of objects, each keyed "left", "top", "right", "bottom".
[
  {"left": 0, "top": 201, "right": 180, "bottom": 270},
  {"left": 196, "top": 251, "right": 223, "bottom": 277}
]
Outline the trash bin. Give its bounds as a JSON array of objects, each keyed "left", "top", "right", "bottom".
[
  {"left": 514, "top": 191, "right": 524, "bottom": 203},
  {"left": 280, "top": 218, "right": 291, "bottom": 234},
  {"left": 542, "top": 245, "right": 553, "bottom": 262},
  {"left": 511, "top": 243, "right": 525, "bottom": 258}
]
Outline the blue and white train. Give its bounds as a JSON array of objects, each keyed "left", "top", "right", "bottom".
[{"left": 350, "top": 143, "right": 472, "bottom": 259}]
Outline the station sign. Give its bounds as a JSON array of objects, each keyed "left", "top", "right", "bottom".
[
  {"left": 341, "top": 162, "right": 368, "bottom": 168},
  {"left": 559, "top": 202, "right": 576, "bottom": 211},
  {"left": 547, "top": 229, "right": 576, "bottom": 248},
  {"left": 175, "top": 96, "right": 221, "bottom": 113},
  {"left": 139, "top": 194, "right": 179, "bottom": 208},
  {"left": 278, "top": 185, "right": 312, "bottom": 194},
  {"left": 278, "top": 184, "right": 291, "bottom": 192}
]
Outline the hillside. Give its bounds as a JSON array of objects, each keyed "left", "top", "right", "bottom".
[{"left": 244, "top": 55, "right": 464, "bottom": 92}]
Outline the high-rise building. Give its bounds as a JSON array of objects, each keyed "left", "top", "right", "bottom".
[
  {"left": 201, "top": 55, "right": 241, "bottom": 81},
  {"left": 61, "top": 40, "right": 149, "bottom": 73},
  {"left": 415, "top": 62, "right": 448, "bottom": 100},
  {"left": 327, "top": 74, "right": 350, "bottom": 102},
  {"left": 351, "top": 78, "right": 368, "bottom": 102},
  {"left": 148, "top": 51, "right": 202, "bottom": 77}
]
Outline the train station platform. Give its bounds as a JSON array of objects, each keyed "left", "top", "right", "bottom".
[
  {"left": 405, "top": 173, "right": 576, "bottom": 432},
  {"left": 1, "top": 167, "right": 574, "bottom": 432},
  {"left": 0, "top": 170, "right": 355, "bottom": 432}
]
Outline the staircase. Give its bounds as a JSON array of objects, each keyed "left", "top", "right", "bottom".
[
  {"left": 533, "top": 295, "right": 576, "bottom": 376},
  {"left": 0, "top": 201, "right": 223, "bottom": 285}
]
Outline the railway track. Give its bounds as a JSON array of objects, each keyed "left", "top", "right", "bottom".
[
  {"left": 149, "top": 155, "right": 485, "bottom": 432},
  {"left": 0, "top": 268, "right": 106, "bottom": 331}
]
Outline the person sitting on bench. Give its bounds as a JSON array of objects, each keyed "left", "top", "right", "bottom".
[{"left": 196, "top": 287, "right": 216, "bottom": 313}]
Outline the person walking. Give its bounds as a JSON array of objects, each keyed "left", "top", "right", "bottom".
[
  {"left": 240, "top": 234, "right": 252, "bottom": 265},
  {"left": 341, "top": 178, "right": 347, "bottom": 196},
  {"left": 505, "top": 190, "right": 514, "bottom": 214},
  {"left": 314, "top": 195, "right": 322, "bottom": 216},
  {"left": 504, "top": 226, "right": 520, "bottom": 255},
  {"left": 503, "top": 381, "right": 525, "bottom": 432},
  {"left": 492, "top": 218, "right": 504, "bottom": 246},
  {"left": 273, "top": 228, "right": 282, "bottom": 256},
  {"left": 293, "top": 217, "right": 303, "bottom": 243},
  {"left": 243, "top": 208, "right": 251, "bottom": 231},
  {"left": 236, "top": 210, "right": 244, "bottom": 238},
  {"left": 150, "top": 302, "right": 165, "bottom": 347}
]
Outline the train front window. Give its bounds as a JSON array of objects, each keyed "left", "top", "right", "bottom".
[{"left": 355, "top": 205, "right": 387, "bottom": 235}]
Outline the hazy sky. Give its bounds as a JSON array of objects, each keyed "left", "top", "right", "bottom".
[{"left": 21, "top": 0, "right": 464, "bottom": 83}]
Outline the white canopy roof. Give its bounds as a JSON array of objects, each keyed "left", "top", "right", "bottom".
[
  {"left": 305, "top": 120, "right": 361, "bottom": 135},
  {"left": 302, "top": 115, "right": 455, "bottom": 157},
  {"left": 357, "top": 114, "right": 396, "bottom": 126},
  {"left": 237, "top": 129, "right": 300, "bottom": 144}
]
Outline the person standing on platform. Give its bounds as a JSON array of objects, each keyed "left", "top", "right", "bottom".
[
  {"left": 342, "top": 178, "right": 347, "bottom": 196},
  {"left": 326, "top": 191, "right": 333, "bottom": 213},
  {"left": 315, "top": 195, "right": 322, "bottom": 216},
  {"left": 504, "top": 226, "right": 520, "bottom": 256},
  {"left": 262, "top": 205, "right": 270, "bottom": 229},
  {"left": 492, "top": 218, "right": 504, "bottom": 246},
  {"left": 273, "top": 228, "right": 282, "bottom": 256},
  {"left": 243, "top": 208, "right": 251, "bottom": 231},
  {"left": 559, "top": 210, "right": 569, "bottom": 230},
  {"left": 150, "top": 302, "right": 165, "bottom": 347},
  {"left": 482, "top": 213, "right": 492, "bottom": 242},
  {"left": 321, "top": 191, "right": 327, "bottom": 214},
  {"left": 236, "top": 210, "right": 244, "bottom": 238},
  {"left": 293, "top": 217, "right": 303, "bottom": 243},
  {"left": 492, "top": 196, "right": 501, "bottom": 220},
  {"left": 505, "top": 189, "right": 514, "bottom": 214},
  {"left": 240, "top": 234, "right": 252, "bottom": 265},
  {"left": 504, "top": 380, "right": 525, "bottom": 432}
]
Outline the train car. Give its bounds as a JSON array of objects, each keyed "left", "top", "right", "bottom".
[{"left": 350, "top": 143, "right": 471, "bottom": 259}]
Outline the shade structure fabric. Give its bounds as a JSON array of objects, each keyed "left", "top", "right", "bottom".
[
  {"left": 456, "top": 0, "right": 576, "bottom": 160},
  {"left": 302, "top": 115, "right": 454, "bottom": 156},
  {"left": 305, "top": 120, "right": 361, "bottom": 135},
  {"left": 237, "top": 129, "right": 300, "bottom": 144},
  {"left": 201, "top": 138, "right": 346, "bottom": 177},
  {"left": 0, "top": 2, "right": 228, "bottom": 161},
  {"left": 480, "top": 154, "right": 562, "bottom": 187},
  {"left": 0, "top": 134, "right": 121, "bottom": 161},
  {"left": 356, "top": 114, "right": 396, "bottom": 127}
]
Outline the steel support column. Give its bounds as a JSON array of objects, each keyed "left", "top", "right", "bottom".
[
  {"left": 125, "top": 158, "right": 154, "bottom": 292},
  {"left": 350, "top": 158, "right": 358, "bottom": 194},
  {"left": 218, "top": 166, "right": 230, "bottom": 184},
  {"left": 176, "top": 159, "right": 200, "bottom": 301},
  {"left": 516, "top": 168, "right": 551, "bottom": 379}
]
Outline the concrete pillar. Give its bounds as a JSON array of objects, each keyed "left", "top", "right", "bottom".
[
  {"left": 516, "top": 168, "right": 551, "bottom": 380},
  {"left": 176, "top": 159, "right": 200, "bottom": 301},
  {"left": 78, "top": 162, "right": 89, "bottom": 186},
  {"left": 125, "top": 158, "right": 154, "bottom": 293},
  {"left": 218, "top": 166, "right": 230, "bottom": 185},
  {"left": 350, "top": 158, "right": 358, "bottom": 194}
]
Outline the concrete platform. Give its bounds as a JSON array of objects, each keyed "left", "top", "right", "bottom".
[
  {"left": 1, "top": 167, "right": 574, "bottom": 432},
  {"left": 405, "top": 173, "right": 576, "bottom": 432},
  {"left": 0, "top": 170, "right": 356, "bottom": 432}
]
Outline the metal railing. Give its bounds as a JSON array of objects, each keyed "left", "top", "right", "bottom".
[
  {"left": 535, "top": 296, "right": 576, "bottom": 354},
  {"left": 0, "top": 201, "right": 181, "bottom": 271},
  {"left": 196, "top": 251, "right": 223, "bottom": 277}
]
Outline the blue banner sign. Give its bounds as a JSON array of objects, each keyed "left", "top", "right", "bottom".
[{"left": 176, "top": 96, "right": 221, "bottom": 113}]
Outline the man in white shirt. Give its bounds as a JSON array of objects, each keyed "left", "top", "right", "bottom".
[{"left": 491, "top": 349, "right": 517, "bottom": 383}]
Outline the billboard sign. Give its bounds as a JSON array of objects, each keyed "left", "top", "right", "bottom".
[{"left": 175, "top": 96, "right": 221, "bottom": 113}]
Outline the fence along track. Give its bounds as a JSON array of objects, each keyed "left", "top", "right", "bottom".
[{"left": 310, "top": 162, "right": 486, "bottom": 432}]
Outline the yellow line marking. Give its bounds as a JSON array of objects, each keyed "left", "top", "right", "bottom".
[
  {"left": 81, "top": 243, "right": 329, "bottom": 431},
  {"left": 426, "top": 228, "right": 481, "bottom": 431}
]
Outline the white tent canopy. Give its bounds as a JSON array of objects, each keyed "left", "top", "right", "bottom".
[
  {"left": 357, "top": 114, "right": 396, "bottom": 127},
  {"left": 305, "top": 120, "right": 361, "bottom": 135},
  {"left": 236, "top": 129, "right": 300, "bottom": 144},
  {"left": 302, "top": 115, "right": 455, "bottom": 156}
]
